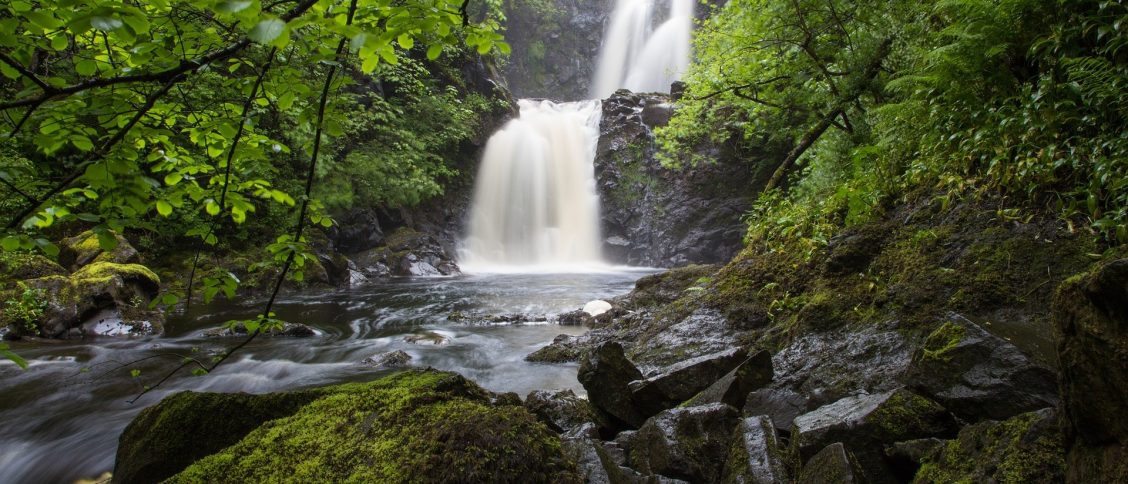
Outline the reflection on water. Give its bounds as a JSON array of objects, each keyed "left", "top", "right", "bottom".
[{"left": 0, "top": 270, "right": 654, "bottom": 483}]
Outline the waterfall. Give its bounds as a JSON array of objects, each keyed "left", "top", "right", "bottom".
[
  {"left": 460, "top": 100, "right": 604, "bottom": 270},
  {"left": 591, "top": 0, "right": 695, "bottom": 98}
]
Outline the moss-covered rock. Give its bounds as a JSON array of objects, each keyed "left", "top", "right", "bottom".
[
  {"left": 913, "top": 408, "right": 1063, "bottom": 483},
  {"left": 114, "top": 389, "right": 332, "bottom": 483},
  {"left": 58, "top": 230, "right": 140, "bottom": 271},
  {"left": 162, "top": 370, "right": 579, "bottom": 483},
  {"left": 0, "top": 251, "right": 67, "bottom": 282},
  {"left": 1054, "top": 258, "right": 1128, "bottom": 483}
]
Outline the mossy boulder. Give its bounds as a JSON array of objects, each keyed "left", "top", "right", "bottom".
[
  {"left": 913, "top": 408, "right": 1063, "bottom": 483},
  {"left": 114, "top": 389, "right": 331, "bottom": 484},
  {"left": 904, "top": 313, "right": 1058, "bottom": 422},
  {"left": 159, "top": 370, "right": 579, "bottom": 482},
  {"left": 1054, "top": 258, "right": 1128, "bottom": 482},
  {"left": 0, "top": 252, "right": 67, "bottom": 282},
  {"left": 58, "top": 230, "right": 140, "bottom": 271}
]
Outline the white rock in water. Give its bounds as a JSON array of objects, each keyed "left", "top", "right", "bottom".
[{"left": 582, "top": 300, "right": 612, "bottom": 317}]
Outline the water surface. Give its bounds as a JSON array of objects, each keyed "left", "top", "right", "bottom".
[{"left": 0, "top": 270, "right": 653, "bottom": 483}]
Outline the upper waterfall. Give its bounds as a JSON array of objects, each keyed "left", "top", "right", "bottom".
[
  {"left": 460, "top": 100, "right": 604, "bottom": 271},
  {"left": 591, "top": 0, "right": 695, "bottom": 98}
]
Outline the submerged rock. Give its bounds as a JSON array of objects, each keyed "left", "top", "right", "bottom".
[
  {"left": 362, "top": 350, "right": 412, "bottom": 367},
  {"left": 905, "top": 313, "right": 1058, "bottom": 422},
  {"left": 137, "top": 370, "right": 580, "bottom": 482}
]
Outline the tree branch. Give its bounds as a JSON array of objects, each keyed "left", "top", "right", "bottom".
[{"left": 0, "top": 52, "right": 51, "bottom": 91}]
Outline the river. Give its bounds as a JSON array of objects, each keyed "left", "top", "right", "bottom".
[{"left": 0, "top": 269, "right": 654, "bottom": 483}]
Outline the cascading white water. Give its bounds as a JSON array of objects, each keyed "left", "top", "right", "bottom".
[
  {"left": 460, "top": 100, "right": 604, "bottom": 270},
  {"left": 591, "top": 0, "right": 695, "bottom": 98}
]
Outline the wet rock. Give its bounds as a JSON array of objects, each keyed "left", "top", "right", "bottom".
[
  {"left": 721, "top": 415, "right": 789, "bottom": 484},
  {"left": 583, "top": 299, "right": 613, "bottom": 317},
  {"left": 363, "top": 350, "right": 412, "bottom": 367},
  {"left": 885, "top": 438, "right": 944, "bottom": 480},
  {"left": 629, "top": 347, "right": 749, "bottom": 416},
  {"left": 562, "top": 436, "right": 635, "bottom": 484},
  {"left": 58, "top": 230, "right": 140, "bottom": 271},
  {"left": 1054, "top": 259, "right": 1128, "bottom": 482},
  {"left": 640, "top": 101, "right": 673, "bottom": 128},
  {"left": 493, "top": 392, "right": 523, "bottom": 407},
  {"left": 352, "top": 227, "right": 460, "bottom": 278},
  {"left": 742, "top": 388, "right": 812, "bottom": 433},
  {"left": 824, "top": 227, "right": 887, "bottom": 275},
  {"left": 905, "top": 313, "right": 1057, "bottom": 422},
  {"left": 202, "top": 322, "right": 315, "bottom": 338},
  {"left": 527, "top": 333, "right": 594, "bottom": 363},
  {"left": 404, "top": 331, "right": 449, "bottom": 345},
  {"left": 115, "top": 388, "right": 329, "bottom": 483},
  {"left": 684, "top": 350, "right": 774, "bottom": 409},
  {"left": 629, "top": 308, "right": 742, "bottom": 368},
  {"left": 772, "top": 321, "right": 913, "bottom": 403},
  {"left": 81, "top": 308, "right": 159, "bottom": 337},
  {"left": 330, "top": 208, "right": 385, "bottom": 253},
  {"left": 524, "top": 389, "right": 602, "bottom": 434},
  {"left": 578, "top": 341, "right": 647, "bottom": 429},
  {"left": 628, "top": 403, "right": 740, "bottom": 482},
  {"left": 791, "top": 388, "right": 958, "bottom": 483},
  {"left": 556, "top": 309, "right": 593, "bottom": 326},
  {"left": 913, "top": 408, "right": 1063, "bottom": 483},
  {"left": 797, "top": 443, "right": 864, "bottom": 483}
]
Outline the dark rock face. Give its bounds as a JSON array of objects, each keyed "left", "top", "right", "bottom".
[
  {"left": 499, "top": 0, "right": 608, "bottom": 101},
  {"left": 798, "top": 443, "right": 864, "bottom": 484},
  {"left": 684, "top": 350, "right": 774, "bottom": 410},
  {"left": 905, "top": 313, "right": 1058, "bottom": 422},
  {"left": 352, "top": 227, "right": 461, "bottom": 278},
  {"left": 628, "top": 347, "right": 749, "bottom": 416},
  {"left": 594, "top": 91, "right": 770, "bottom": 267},
  {"left": 721, "top": 415, "right": 789, "bottom": 484},
  {"left": 628, "top": 403, "right": 741, "bottom": 482},
  {"left": 913, "top": 408, "right": 1064, "bottom": 483},
  {"left": 742, "top": 388, "right": 812, "bottom": 433},
  {"left": 1054, "top": 259, "right": 1128, "bottom": 482},
  {"left": 578, "top": 341, "right": 647, "bottom": 428},
  {"left": 791, "top": 388, "right": 958, "bottom": 483},
  {"left": 524, "top": 389, "right": 602, "bottom": 434}
]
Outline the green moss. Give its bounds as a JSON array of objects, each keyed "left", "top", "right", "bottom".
[
  {"left": 920, "top": 321, "right": 966, "bottom": 362},
  {"left": 70, "top": 261, "right": 160, "bottom": 286},
  {"left": 913, "top": 410, "right": 1064, "bottom": 483},
  {"left": 170, "top": 370, "right": 579, "bottom": 483},
  {"left": 868, "top": 389, "right": 952, "bottom": 442},
  {"left": 0, "top": 252, "right": 66, "bottom": 285}
]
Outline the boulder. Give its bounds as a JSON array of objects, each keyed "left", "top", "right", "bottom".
[
  {"left": 905, "top": 313, "right": 1058, "bottom": 422},
  {"left": 885, "top": 438, "right": 944, "bottom": 480},
  {"left": 58, "top": 230, "right": 140, "bottom": 271},
  {"left": 628, "top": 403, "right": 741, "bottom": 482},
  {"left": 114, "top": 389, "right": 329, "bottom": 483},
  {"left": 721, "top": 415, "right": 789, "bottom": 484},
  {"left": 148, "top": 370, "right": 580, "bottom": 482},
  {"left": 684, "top": 350, "right": 774, "bottom": 409},
  {"left": 913, "top": 408, "right": 1063, "bottom": 483},
  {"left": 524, "top": 389, "right": 602, "bottom": 434},
  {"left": 362, "top": 350, "right": 412, "bottom": 367},
  {"left": 1054, "top": 259, "right": 1128, "bottom": 482},
  {"left": 527, "top": 333, "right": 592, "bottom": 363},
  {"left": 0, "top": 252, "right": 66, "bottom": 280},
  {"left": 578, "top": 341, "right": 646, "bottom": 429},
  {"left": 628, "top": 347, "right": 749, "bottom": 416},
  {"left": 562, "top": 436, "right": 637, "bottom": 484},
  {"left": 797, "top": 443, "right": 864, "bottom": 484},
  {"left": 742, "top": 388, "right": 812, "bottom": 433},
  {"left": 791, "top": 388, "right": 958, "bottom": 483}
]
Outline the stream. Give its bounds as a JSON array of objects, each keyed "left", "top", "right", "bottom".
[{"left": 0, "top": 269, "right": 654, "bottom": 483}]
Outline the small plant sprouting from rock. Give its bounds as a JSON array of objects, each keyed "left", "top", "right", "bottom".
[{"left": 5, "top": 281, "right": 47, "bottom": 336}]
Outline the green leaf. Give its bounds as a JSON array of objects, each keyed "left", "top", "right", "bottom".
[
  {"left": 25, "top": 11, "right": 62, "bottom": 30},
  {"left": 96, "top": 230, "right": 118, "bottom": 250},
  {"left": 50, "top": 34, "right": 68, "bottom": 51},
  {"left": 397, "top": 34, "right": 414, "bottom": 50},
  {"left": 156, "top": 200, "right": 173, "bottom": 217},
  {"left": 75, "top": 59, "right": 97, "bottom": 76},
  {"left": 249, "top": 18, "right": 286, "bottom": 45},
  {"left": 205, "top": 200, "right": 221, "bottom": 216},
  {"left": 1, "top": 236, "right": 20, "bottom": 251},
  {"left": 164, "top": 172, "right": 182, "bottom": 186},
  {"left": 91, "top": 16, "right": 124, "bottom": 31},
  {"left": 216, "top": 0, "right": 253, "bottom": 14},
  {"left": 426, "top": 44, "right": 443, "bottom": 60},
  {"left": 72, "top": 136, "right": 94, "bottom": 152},
  {"left": 0, "top": 343, "right": 28, "bottom": 370}
]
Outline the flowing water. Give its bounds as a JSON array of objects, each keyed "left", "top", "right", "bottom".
[
  {"left": 461, "top": 99, "right": 604, "bottom": 270},
  {"left": 0, "top": 270, "right": 654, "bottom": 483},
  {"left": 591, "top": 0, "right": 695, "bottom": 98}
]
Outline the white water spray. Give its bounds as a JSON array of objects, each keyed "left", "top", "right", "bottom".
[
  {"left": 591, "top": 0, "right": 695, "bottom": 98},
  {"left": 460, "top": 100, "right": 604, "bottom": 270}
]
